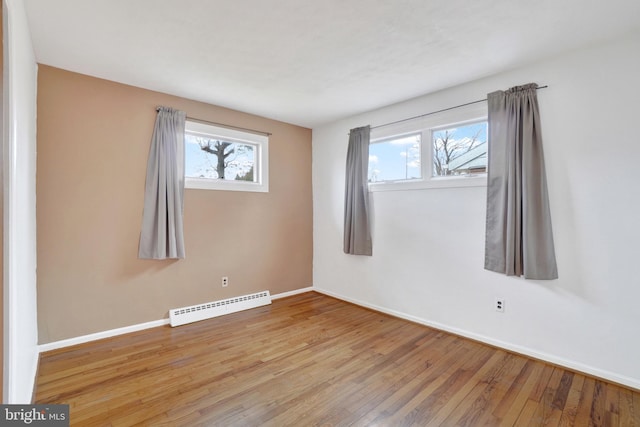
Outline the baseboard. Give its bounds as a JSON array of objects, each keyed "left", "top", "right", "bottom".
[
  {"left": 38, "top": 287, "right": 314, "bottom": 353},
  {"left": 38, "top": 319, "right": 170, "bottom": 353},
  {"left": 313, "top": 287, "right": 640, "bottom": 391},
  {"left": 272, "top": 286, "right": 314, "bottom": 300}
]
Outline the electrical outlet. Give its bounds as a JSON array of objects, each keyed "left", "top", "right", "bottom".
[
  {"left": 495, "top": 297, "right": 505, "bottom": 313},
  {"left": 222, "top": 276, "right": 229, "bottom": 287}
]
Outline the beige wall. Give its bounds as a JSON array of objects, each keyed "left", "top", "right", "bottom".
[{"left": 36, "top": 66, "right": 313, "bottom": 344}]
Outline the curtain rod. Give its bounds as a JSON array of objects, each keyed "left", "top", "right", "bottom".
[
  {"left": 366, "top": 85, "right": 548, "bottom": 132},
  {"left": 155, "top": 107, "right": 272, "bottom": 136}
]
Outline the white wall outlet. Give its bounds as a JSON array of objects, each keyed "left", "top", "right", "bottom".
[
  {"left": 495, "top": 297, "right": 505, "bottom": 313},
  {"left": 222, "top": 276, "right": 229, "bottom": 287}
]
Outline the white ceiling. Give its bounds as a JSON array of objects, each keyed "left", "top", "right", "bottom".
[{"left": 24, "top": 0, "right": 640, "bottom": 128}]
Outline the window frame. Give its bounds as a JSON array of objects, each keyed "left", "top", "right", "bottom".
[
  {"left": 184, "top": 120, "right": 269, "bottom": 193},
  {"left": 368, "top": 102, "right": 488, "bottom": 192}
]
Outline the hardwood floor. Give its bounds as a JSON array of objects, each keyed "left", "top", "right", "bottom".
[{"left": 35, "top": 292, "right": 639, "bottom": 426}]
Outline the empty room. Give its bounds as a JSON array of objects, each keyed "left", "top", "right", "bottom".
[{"left": 3, "top": 0, "right": 640, "bottom": 425}]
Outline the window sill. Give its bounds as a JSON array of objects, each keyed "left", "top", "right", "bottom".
[
  {"left": 368, "top": 175, "right": 487, "bottom": 192},
  {"left": 185, "top": 178, "right": 269, "bottom": 193}
]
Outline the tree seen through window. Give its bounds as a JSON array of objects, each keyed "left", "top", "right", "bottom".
[{"left": 185, "top": 134, "right": 256, "bottom": 182}]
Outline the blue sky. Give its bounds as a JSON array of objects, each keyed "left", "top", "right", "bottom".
[{"left": 368, "top": 134, "right": 421, "bottom": 182}]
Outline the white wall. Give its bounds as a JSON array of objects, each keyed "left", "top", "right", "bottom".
[
  {"left": 3, "top": 0, "right": 39, "bottom": 403},
  {"left": 313, "top": 32, "right": 640, "bottom": 389}
]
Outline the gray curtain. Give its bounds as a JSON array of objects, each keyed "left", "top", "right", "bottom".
[
  {"left": 139, "top": 107, "right": 187, "bottom": 259},
  {"left": 344, "top": 126, "right": 372, "bottom": 255},
  {"left": 485, "top": 83, "right": 558, "bottom": 279}
]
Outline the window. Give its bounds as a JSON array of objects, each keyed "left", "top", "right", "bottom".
[
  {"left": 184, "top": 120, "right": 269, "bottom": 192},
  {"left": 368, "top": 133, "right": 421, "bottom": 183},
  {"left": 368, "top": 102, "right": 487, "bottom": 191},
  {"left": 432, "top": 121, "right": 487, "bottom": 177}
]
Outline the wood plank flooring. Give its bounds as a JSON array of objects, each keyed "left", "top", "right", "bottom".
[{"left": 35, "top": 292, "right": 640, "bottom": 426}]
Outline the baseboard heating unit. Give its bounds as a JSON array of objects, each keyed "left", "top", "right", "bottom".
[{"left": 169, "top": 290, "right": 271, "bottom": 327}]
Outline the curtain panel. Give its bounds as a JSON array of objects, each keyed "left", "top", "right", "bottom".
[
  {"left": 485, "top": 84, "right": 558, "bottom": 279},
  {"left": 344, "top": 126, "right": 372, "bottom": 256},
  {"left": 138, "top": 106, "right": 187, "bottom": 259}
]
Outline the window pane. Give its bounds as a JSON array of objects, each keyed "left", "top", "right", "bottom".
[
  {"left": 432, "top": 122, "right": 487, "bottom": 177},
  {"left": 185, "top": 134, "right": 256, "bottom": 182},
  {"left": 368, "top": 134, "right": 421, "bottom": 183}
]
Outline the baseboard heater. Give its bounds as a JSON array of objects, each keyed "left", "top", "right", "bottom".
[{"left": 169, "top": 290, "right": 271, "bottom": 327}]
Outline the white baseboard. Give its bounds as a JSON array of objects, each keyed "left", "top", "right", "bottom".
[
  {"left": 313, "top": 287, "right": 640, "bottom": 391},
  {"left": 38, "top": 319, "right": 170, "bottom": 353},
  {"left": 38, "top": 287, "right": 314, "bottom": 353},
  {"left": 272, "top": 286, "right": 314, "bottom": 300}
]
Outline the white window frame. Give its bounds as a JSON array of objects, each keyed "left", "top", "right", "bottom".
[
  {"left": 184, "top": 120, "right": 269, "bottom": 193},
  {"left": 368, "top": 102, "right": 488, "bottom": 192}
]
